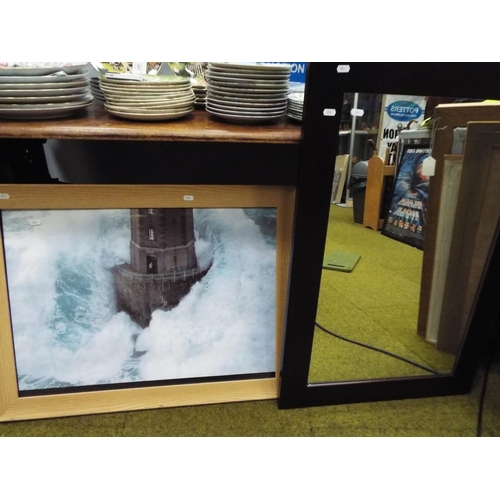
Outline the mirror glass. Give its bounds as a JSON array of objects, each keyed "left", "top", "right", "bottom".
[{"left": 308, "top": 91, "right": 465, "bottom": 384}]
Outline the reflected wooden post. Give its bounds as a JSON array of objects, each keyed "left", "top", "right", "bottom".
[{"left": 363, "top": 153, "right": 395, "bottom": 230}]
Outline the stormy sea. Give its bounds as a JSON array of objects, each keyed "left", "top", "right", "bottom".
[{"left": 1, "top": 208, "right": 276, "bottom": 392}]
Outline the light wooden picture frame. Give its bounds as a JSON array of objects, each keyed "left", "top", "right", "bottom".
[{"left": 0, "top": 184, "right": 295, "bottom": 421}]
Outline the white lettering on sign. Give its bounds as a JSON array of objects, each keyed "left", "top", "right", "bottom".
[
  {"left": 183, "top": 195, "right": 194, "bottom": 201},
  {"left": 323, "top": 109, "right": 337, "bottom": 116},
  {"left": 390, "top": 105, "right": 419, "bottom": 114},
  {"left": 290, "top": 63, "right": 306, "bottom": 74},
  {"left": 351, "top": 108, "right": 365, "bottom": 117},
  {"left": 0, "top": 193, "right": 10, "bottom": 199},
  {"left": 337, "top": 65, "right": 350, "bottom": 73}
]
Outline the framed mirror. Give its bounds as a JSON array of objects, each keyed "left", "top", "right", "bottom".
[{"left": 279, "top": 63, "right": 500, "bottom": 409}]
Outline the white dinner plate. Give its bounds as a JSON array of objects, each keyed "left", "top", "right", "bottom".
[
  {"left": 206, "top": 108, "right": 284, "bottom": 124},
  {"left": 207, "top": 88, "right": 287, "bottom": 102},
  {"left": 0, "top": 85, "right": 89, "bottom": 97},
  {"left": 105, "top": 101, "right": 195, "bottom": 112},
  {"left": 99, "top": 74, "right": 188, "bottom": 86},
  {"left": 0, "top": 99, "right": 93, "bottom": 119},
  {"left": 0, "top": 79, "right": 90, "bottom": 90},
  {"left": 105, "top": 95, "right": 196, "bottom": 106},
  {"left": 205, "top": 68, "right": 291, "bottom": 80},
  {"left": 102, "top": 90, "right": 195, "bottom": 102},
  {"left": 0, "top": 93, "right": 94, "bottom": 104},
  {"left": 99, "top": 83, "right": 192, "bottom": 95},
  {"left": 287, "top": 113, "right": 302, "bottom": 123},
  {"left": 206, "top": 104, "right": 285, "bottom": 117},
  {"left": 207, "top": 83, "right": 289, "bottom": 96},
  {"left": 288, "top": 93, "right": 305, "bottom": 103},
  {"left": 105, "top": 107, "right": 193, "bottom": 121},
  {"left": 0, "top": 63, "right": 88, "bottom": 76},
  {"left": 205, "top": 70, "right": 290, "bottom": 82},
  {"left": 0, "top": 71, "right": 89, "bottom": 84},
  {"left": 208, "top": 62, "right": 291, "bottom": 72},
  {"left": 206, "top": 76, "right": 289, "bottom": 89},
  {"left": 206, "top": 99, "right": 287, "bottom": 114},
  {"left": 207, "top": 94, "right": 288, "bottom": 107}
]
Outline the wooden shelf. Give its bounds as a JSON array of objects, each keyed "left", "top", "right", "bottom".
[{"left": 0, "top": 103, "right": 302, "bottom": 144}]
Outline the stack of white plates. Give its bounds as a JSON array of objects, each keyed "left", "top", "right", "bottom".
[
  {"left": 287, "top": 93, "right": 304, "bottom": 122},
  {"left": 193, "top": 83, "right": 207, "bottom": 108},
  {"left": 205, "top": 62, "right": 292, "bottom": 123},
  {"left": 90, "top": 77, "right": 105, "bottom": 103},
  {"left": 0, "top": 62, "right": 93, "bottom": 120},
  {"left": 99, "top": 74, "right": 196, "bottom": 121}
]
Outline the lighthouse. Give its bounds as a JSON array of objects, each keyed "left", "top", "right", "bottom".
[{"left": 114, "top": 208, "right": 212, "bottom": 327}]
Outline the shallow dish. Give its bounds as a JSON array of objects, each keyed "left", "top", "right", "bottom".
[
  {"left": 206, "top": 100, "right": 287, "bottom": 114},
  {"left": 0, "top": 93, "right": 94, "bottom": 104},
  {"left": 206, "top": 76, "right": 289, "bottom": 89},
  {"left": 0, "top": 85, "right": 89, "bottom": 97},
  {"left": 99, "top": 74, "right": 188, "bottom": 86},
  {"left": 205, "top": 68, "right": 291, "bottom": 80},
  {"left": 105, "top": 107, "right": 193, "bottom": 121},
  {"left": 207, "top": 83, "right": 289, "bottom": 96},
  {"left": 207, "top": 95, "right": 288, "bottom": 108},
  {"left": 0, "top": 72, "right": 89, "bottom": 84},
  {"left": 206, "top": 108, "right": 284, "bottom": 124},
  {"left": 104, "top": 95, "right": 196, "bottom": 107},
  {"left": 0, "top": 63, "right": 88, "bottom": 76},
  {"left": 206, "top": 104, "right": 285, "bottom": 117},
  {"left": 0, "top": 79, "right": 90, "bottom": 90},
  {"left": 105, "top": 102, "right": 194, "bottom": 113},
  {"left": 208, "top": 62, "right": 291, "bottom": 72},
  {"left": 0, "top": 99, "right": 92, "bottom": 119}
]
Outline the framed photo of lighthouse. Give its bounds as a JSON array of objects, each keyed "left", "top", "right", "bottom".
[{"left": 0, "top": 183, "right": 295, "bottom": 421}]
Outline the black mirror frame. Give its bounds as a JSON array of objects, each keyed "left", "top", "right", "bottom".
[{"left": 278, "top": 62, "right": 500, "bottom": 409}]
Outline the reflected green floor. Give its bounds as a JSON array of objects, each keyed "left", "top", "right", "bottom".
[{"left": 309, "top": 205, "right": 455, "bottom": 383}]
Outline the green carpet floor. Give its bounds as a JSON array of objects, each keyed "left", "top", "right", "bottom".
[
  {"left": 0, "top": 357, "right": 498, "bottom": 436},
  {"left": 1, "top": 206, "right": 498, "bottom": 437},
  {"left": 310, "top": 205, "right": 455, "bottom": 383}
]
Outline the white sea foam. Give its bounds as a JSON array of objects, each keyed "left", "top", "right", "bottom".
[
  {"left": 2, "top": 207, "right": 276, "bottom": 390},
  {"left": 136, "top": 209, "right": 276, "bottom": 380}
]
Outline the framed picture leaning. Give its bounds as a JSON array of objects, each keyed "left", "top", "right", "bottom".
[{"left": 0, "top": 183, "right": 294, "bottom": 421}]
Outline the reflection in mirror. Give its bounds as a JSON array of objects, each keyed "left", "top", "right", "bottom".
[{"left": 308, "top": 92, "right": 463, "bottom": 384}]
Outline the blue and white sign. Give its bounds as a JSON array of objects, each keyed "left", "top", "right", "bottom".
[
  {"left": 283, "top": 62, "right": 307, "bottom": 83},
  {"left": 387, "top": 100, "right": 424, "bottom": 122},
  {"left": 378, "top": 94, "right": 427, "bottom": 161}
]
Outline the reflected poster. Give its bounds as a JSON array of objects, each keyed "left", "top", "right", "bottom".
[{"left": 382, "top": 145, "right": 431, "bottom": 249}]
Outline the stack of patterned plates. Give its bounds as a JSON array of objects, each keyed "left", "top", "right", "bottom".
[
  {"left": 90, "top": 77, "right": 105, "bottom": 103},
  {"left": 287, "top": 93, "right": 304, "bottom": 122},
  {"left": 99, "top": 74, "right": 196, "bottom": 121},
  {"left": 205, "top": 62, "right": 292, "bottom": 123},
  {"left": 92, "top": 62, "right": 163, "bottom": 76},
  {"left": 0, "top": 62, "right": 93, "bottom": 120},
  {"left": 167, "top": 63, "right": 207, "bottom": 108}
]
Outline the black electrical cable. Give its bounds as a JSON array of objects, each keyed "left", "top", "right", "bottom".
[
  {"left": 476, "top": 326, "right": 500, "bottom": 437},
  {"left": 315, "top": 322, "right": 440, "bottom": 375},
  {"left": 476, "top": 352, "right": 495, "bottom": 437}
]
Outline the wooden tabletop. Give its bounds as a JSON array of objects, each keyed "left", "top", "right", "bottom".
[{"left": 0, "top": 103, "right": 302, "bottom": 144}]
